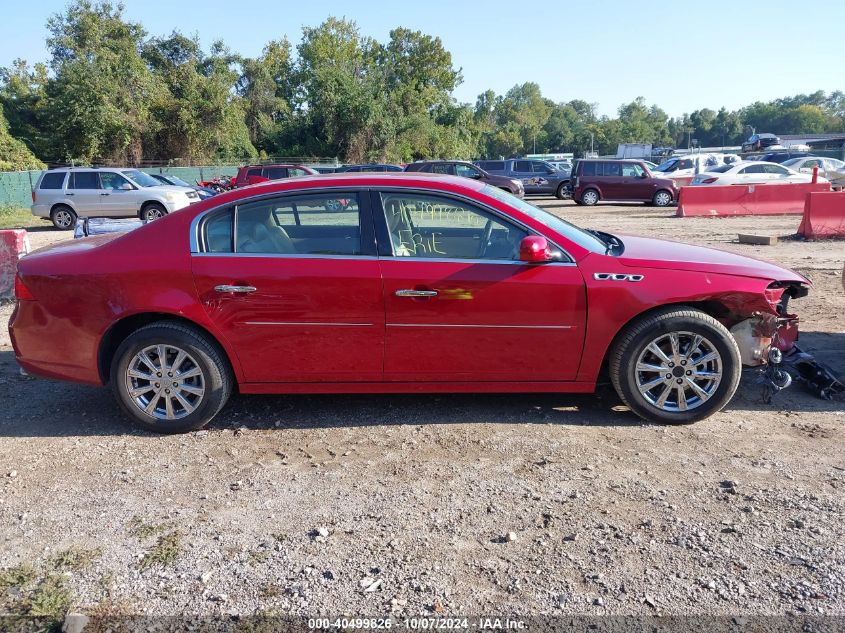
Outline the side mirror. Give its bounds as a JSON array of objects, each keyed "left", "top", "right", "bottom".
[
  {"left": 640, "top": 172, "right": 649, "bottom": 178},
  {"left": 547, "top": 168, "right": 556, "bottom": 175},
  {"left": 120, "top": 183, "right": 133, "bottom": 190},
  {"left": 519, "top": 236, "right": 555, "bottom": 263}
]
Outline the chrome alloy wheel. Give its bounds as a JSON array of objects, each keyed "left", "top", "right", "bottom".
[
  {"left": 582, "top": 190, "right": 599, "bottom": 205},
  {"left": 125, "top": 344, "right": 205, "bottom": 420},
  {"left": 634, "top": 331, "right": 722, "bottom": 412},
  {"left": 54, "top": 209, "right": 74, "bottom": 228},
  {"left": 654, "top": 191, "right": 672, "bottom": 206},
  {"left": 144, "top": 207, "right": 165, "bottom": 221}
]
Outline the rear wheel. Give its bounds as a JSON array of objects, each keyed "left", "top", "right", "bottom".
[
  {"left": 110, "top": 321, "right": 232, "bottom": 433},
  {"left": 652, "top": 190, "right": 673, "bottom": 207},
  {"left": 50, "top": 205, "right": 76, "bottom": 230},
  {"left": 141, "top": 202, "right": 167, "bottom": 222},
  {"left": 555, "top": 182, "right": 571, "bottom": 200},
  {"left": 580, "top": 189, "right": 599, "bottom": 206},
  {"left": 609, "top": 307, "right": 741, "bottom": 424}
]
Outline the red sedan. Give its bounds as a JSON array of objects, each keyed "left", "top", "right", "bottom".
[{"left": 9, "top": 173, "right": 809, "bottom": 433}]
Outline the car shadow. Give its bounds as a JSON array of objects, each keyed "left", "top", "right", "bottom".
[{"left": 0, "top": 330, "right": 841, "bottom": 438}]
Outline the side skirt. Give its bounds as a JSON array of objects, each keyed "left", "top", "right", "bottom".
[{"left": 238, "top": 381, "right": 597, "bottom": 395}]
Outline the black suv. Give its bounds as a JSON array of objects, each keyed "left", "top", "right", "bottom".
[{"left": 404, "top": 160, "right": 524, "bottom": 198}]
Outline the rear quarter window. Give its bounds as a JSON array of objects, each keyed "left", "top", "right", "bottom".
[
  {"left": 39, "top": 172, "right": 67, "bottom": 189},
  {"left": 581, "top": 162, "right": 596, "bottom": 177},
  {"left": 478, "top": 161, "right": 505, "bottom": 171}
]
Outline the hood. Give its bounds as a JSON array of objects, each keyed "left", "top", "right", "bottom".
[
  {"left": 616, "top": 234, "right": 809, "bottom": 283},
  {"left": 483, "top": 173, "right": 522, "bottom": 188}
]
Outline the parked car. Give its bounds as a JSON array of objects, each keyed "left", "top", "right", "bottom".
[
  {"left": 748, "top": 150, "right": 810, "bottom": 164},
  {"left": 741, "top": 133, "right": 781, "bottom": 153},
  {"left": 548, "top": 160, "right": 573, "bottom": 172},
  {"left": 31, "top": 167, "right": 201, "bottom": 229},
  {"left": 650, "top": 154, "right": 740, "bottom": 185},
  {"left": 10, "top": 173, "right": 809, "bottom": 433},
  {"left": 149, "top": 173, "right": 217, "bottom": 200},
  {"left": 781, "top": 156, "right": 845, "bottom": 186},
  {"left": 404, "top": 160, "right": 524, "bottom": 198},
  {"left": 690, "top": 161, "right": 830, "bottom": 186},
  {"left": 234, "top": 164, "right": 317, "bottom": 187},
  {"left": 475, "top": 159, "right": 571, "bottom": 199},
  {"left": 570, "top": 159, "right": 678, "bottom": 206},
  {"left": 336, "top": 164, "right": 403, "bottom": 173}
]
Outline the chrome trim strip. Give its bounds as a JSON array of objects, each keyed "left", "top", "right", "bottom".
[
  {"left": 193, "top": 252, "right": 379, "bottom": 260},
  {"left": 386, "top": 323, "right": 573, "bottom": 329},
  {"left": 242, "top": 321, "right": 374, "bottom": 327},
  {"left": 593, "top": 272, "right": 644, "bottom": 282}
]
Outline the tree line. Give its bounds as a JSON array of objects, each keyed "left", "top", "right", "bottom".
[{"left": 1, "top": 1, "right": 844, "bottom": 171}]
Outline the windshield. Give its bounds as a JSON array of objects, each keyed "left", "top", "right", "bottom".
[
  {"left": 480, "top": 184, "right": 607, "bottom": 254},
  {"left": 122, "top": 170, "right": 163, "bottom": 188},
  {"left": 653, "top": 158, "right": 679, "bottom": 173},
  {"left": 166, "top": 176, "right": 192, "bottom": 187}
]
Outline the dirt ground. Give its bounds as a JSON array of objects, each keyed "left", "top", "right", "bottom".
[{"left": 0, "top": 201, "right": 843, "bottom": 623}]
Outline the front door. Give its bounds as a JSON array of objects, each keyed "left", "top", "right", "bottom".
[
  {"left": 99, "top": 171, "right": 141, "bottom": 217},
  {"left": 375, "top": 190, "right": 587, "bottom": 382},
  {"left": 191, "top": 190, "right": 384, "bottom": 384},
  {"left": 513, "top": 160, "right": 541, "bottom": 194},
  {"left": 620, "top": 162, "right": 653, "bottom": 200}
]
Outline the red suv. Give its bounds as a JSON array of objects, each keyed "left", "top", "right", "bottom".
[
  {"left": 234, "top": 164, "right": 317, "bottom": 187},
  {"left": 571, "top": 159, "right": 677, "bottom": 207}
]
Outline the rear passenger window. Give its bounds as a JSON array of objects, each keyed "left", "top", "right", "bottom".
[
  {"left": 234, "top": 194, "right": 362, "bottom": 256},
  {"left": 39, "top": 172, "right": 66, "bottom": 189},
  {"left": 69, "top": 172, "right": 100, "bottom": 189},
  {"left": 263, "top": 167, "right": 287, "bottom": 180},
  {"left": 581, "top": 162, "right": 596, "bottom": 176},
  {"left": 204, "top": 210, "right": 234, "bottom": 253},
  {"left": 602, "top": 162, "right": 621, "bottom": 177},
  {"left": 430, "top": 164, "right": 451, "bottom": 174}
]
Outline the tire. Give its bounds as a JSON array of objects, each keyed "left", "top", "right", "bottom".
[
  {"left": 50, "top": 205, "right": 76, "bottom": 230},
  {"left": 141, "top": 202, "right": 168, "bottom": 222},
  {"left": 652, "top": 190, "right": 673, "bottom": 207},
  {"left": 555, "top": 182, "right": 571, "bottom": 200},
  {"left": 580, "top": 189, "right": 599, "bottom": 206},
  {"left": 110, "top": 321, "right": 232, "bottom": 433},
  {"left": 609, "top": 307, "right": 741, "bottom": 425}
]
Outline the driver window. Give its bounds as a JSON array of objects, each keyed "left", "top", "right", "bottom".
[
  {"left": 100, "top": 172, "right": 132, "bottom": 190},
  {"left": 380, "top": 193, "right": 528, "bottom": 261},
  {"left": 454, "top": 164, "right": 480, "bottom": 179},
  {"left": 621, "top": 163, "right": 644, "bottom": 177}
]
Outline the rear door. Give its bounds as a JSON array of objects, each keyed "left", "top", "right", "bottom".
[
  {"left": 66, "top": 171, "right": 103, "bottom": 217},
  {"left": 375, "top": 189, "right": 586, "bottom": 382},
  {"left": 191, "top": 190, "right": 384, "bottom": 384},
  {"left": 513, "top": 160, "right": 539, "bottom": 193},
  {"left": 597, "top": 161, "right": 625, "bottom": 198}
]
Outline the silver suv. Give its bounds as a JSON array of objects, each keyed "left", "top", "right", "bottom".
[{"left": 32, "top": 167, "right": 200, "bottom": 229}]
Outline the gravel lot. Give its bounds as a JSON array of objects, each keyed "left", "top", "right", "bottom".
[{"left": 1, "top": 202, "right": 843, "bottom": 623}]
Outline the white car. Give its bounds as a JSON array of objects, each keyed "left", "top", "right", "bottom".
[
  {"left": 652, "top": 153, "right": 737, "bottom": 181},
  {"left": 782, "top": 156, "right": 845, "bottom": 187},
  {"left": 690, "top": 161, "right": 830, "bottom": 186}
]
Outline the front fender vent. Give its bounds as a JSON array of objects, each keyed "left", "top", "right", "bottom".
[{"left": 593, "top": 273, "right": 644, "bottom": 282}]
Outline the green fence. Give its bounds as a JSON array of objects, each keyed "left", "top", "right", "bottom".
[
  {"left": 0, "top": 166, "right": 244, "bottom": 208},
  {"left": 0, "top": 170, "right": 41, "bottom": 208}
]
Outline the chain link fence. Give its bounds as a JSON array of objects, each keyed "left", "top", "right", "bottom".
[{"left": 0, "top": 158, "right": 341, "bottom": 208}]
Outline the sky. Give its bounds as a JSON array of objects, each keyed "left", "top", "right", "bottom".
[{"left": 2, "top": 0, "right": 844, "bottom": 118}]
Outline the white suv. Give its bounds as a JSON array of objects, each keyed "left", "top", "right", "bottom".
[{"left": 31, "top": 167, "right": 200, "bottom": 229}]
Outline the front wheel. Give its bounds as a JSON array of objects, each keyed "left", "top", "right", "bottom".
[
  {"left": 652, "top": 190, "right": 674, "bottom": 207},
  {"left": 141, "top": 203, "right": 168, "bottom": 222},
  {"left": 110, "top": 321, "right": 232, "bottom": 433},
  {"left": 609, "top": 307, "right": 741, "bottom": 424}
]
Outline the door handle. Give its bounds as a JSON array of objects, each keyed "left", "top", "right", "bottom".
[
  {"left": 66, "top": 192, "right": 74, "bottom": 196},
  {"left": 100, "top": 192, "right": 110, "bottom": 196},
  {"left": 395, "top": 289, "right": 438, "bottom": 298},
  {"left": 214, "top": 284, "right": 257, "bottom": 294}
]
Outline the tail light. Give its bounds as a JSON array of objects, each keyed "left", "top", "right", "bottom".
[
  {"left": 31, "top": 190, "right": 35, "bottom": 203},
  {"left": 14, "top": 275, "right": 35, "bottom": 301},
  {"left": 701, "top": 177, "right": 718, "bottom": 184}
]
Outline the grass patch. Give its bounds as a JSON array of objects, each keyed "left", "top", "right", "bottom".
[
  {"left": 128, "top": 516, "right": 170, "bottom": 540},
  {"left": 51, "top": 546, "right": 102, "bottom": 571},
  {"left": 0, "top": 563, "right": 37, "bottom": 588},
  {"left": 138, "top": 532, "right": 181, "bottom": 569},
  {"left": 0, "top": 205, "right": 43, "bottom": 230},
  {"left": 24, "top": 575, "right": 73, "bottom": 620}
]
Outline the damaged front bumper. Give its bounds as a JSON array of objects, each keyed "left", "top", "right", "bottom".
[{"left": 729, "top": 284, "right": 843, "bottom": 401}]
